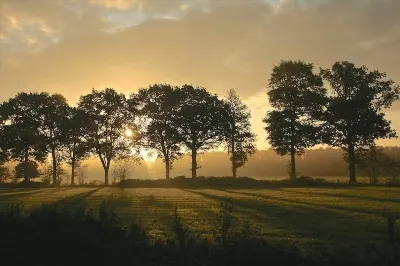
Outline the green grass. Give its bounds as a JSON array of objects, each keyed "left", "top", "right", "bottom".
[{"left": 1, "top": 186, "right": 399, "bottom": 250}]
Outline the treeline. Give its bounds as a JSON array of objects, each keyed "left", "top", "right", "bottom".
[
  {"left": 77, "top": 147, "right": 400, "bottom": 182},
  {"left": 0, "top": 86, "right": 255, "bottom": 185},
  {"left": 0, "top": 60, "right": 399, "bottom": 185}
]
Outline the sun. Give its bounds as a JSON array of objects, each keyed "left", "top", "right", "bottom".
[{"left": 125, "top": 129, "right": 133, "bottom": 137}]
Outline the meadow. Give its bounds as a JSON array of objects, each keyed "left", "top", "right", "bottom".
[{"left": 1, "top": 185, "right": 399, "bottom": 252}]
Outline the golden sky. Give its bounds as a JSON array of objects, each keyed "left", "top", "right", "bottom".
[{"left": 1, "top": 0, "right": 400, "bottom": 149}]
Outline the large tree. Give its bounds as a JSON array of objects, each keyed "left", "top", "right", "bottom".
[
  {"left": 223, "top": 89, "right": 256, "bottom": 178},
  {"left": 321, "top": 61, "right": 400, "bottom": 183},
  {"left": 78, "top": 88, "right": 131, "bottom": 185},
  {"left": 129, "top": 84, "right": 182, "bottom": 180},
  {"left": 37, "top": 94, "right": 70, "bottom": 185},
  {"left": 264, "top": 60, "right": 327, "bottom": 179},
  {"left": 63, "top": 107, "right": 91, "bottom": 185},
  {"left": 174, "top": 85, "right": 228, "bottom": 178},
  {"left": 0, "top": 93, "right": 48, "bottom": 181}
]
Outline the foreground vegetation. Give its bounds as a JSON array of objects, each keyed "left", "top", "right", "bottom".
[
  {"left": 1, "top": 190, "right": 399, "bottom": 266},
  {"left": 1, "top": 184, "right": 399, "bottom": 259}
]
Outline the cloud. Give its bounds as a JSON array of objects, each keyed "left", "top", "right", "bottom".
[
  {"left": 88, "top": 0, "right": 186, "bottom": 12},
  {"left": 1, "top": 0, "right": 400, "bottom": 147}
]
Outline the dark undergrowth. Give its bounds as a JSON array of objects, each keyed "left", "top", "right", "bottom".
[
  {"left": 118, "top": 175, "right": 400, "bottom": 188},
  {"left": 0, "top": 199, "right": 399, "bottom": 266},
  {"left": 1, "top": 175, "right": 400, "bottom": 188}
]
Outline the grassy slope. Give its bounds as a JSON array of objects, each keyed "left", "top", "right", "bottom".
[{"left": 1, "top": 186, "right": 399, "bottom": 250}]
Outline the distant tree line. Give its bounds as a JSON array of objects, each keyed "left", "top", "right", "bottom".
[
  {"left": 0, "top": 60, "right": 399, "bottom": 185},
  {"left": 0, "top": 86, "right": 255, "bottom": 185}
]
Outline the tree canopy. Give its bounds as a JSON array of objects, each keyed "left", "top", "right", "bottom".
[
  {"left": 223, "top": 89, "right": 256, "bottom": 178},
  {"left": 321, "top": 61, "right": 400, "bottom": 183},
  {"left": 264, "top": 60, "right": 327, "bottom": 179},
  {"left": 173, "top": 85, "right": 228, "bottom": 178},
  {"left": 129, "top": 84, "right": 182, "bottom": 180},
  {"left": 78, "top": 88, "right": 131, "bottom": 185}
]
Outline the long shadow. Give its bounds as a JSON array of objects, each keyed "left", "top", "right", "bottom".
[
  {"left": 305, "top": 191, "right": 400, "bottom": 204},
  {"left": 0, "top": 189, "right": 44, "bottom": 200},
  {"left": 0, "top": 188, "right": 69, "bottom": 206},
  {"left": 182, "top": 189, "right": 388, "bottom": 247},
  {"left": 221, "top": 189, "right": 396, "bottom": 217},
  {"left": 55, "top": 187, "right": 104, "bottom": 207}
]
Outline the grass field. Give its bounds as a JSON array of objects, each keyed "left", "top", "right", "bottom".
[{"left": 1, "top": 186, "right": 399, "bottom": 251}]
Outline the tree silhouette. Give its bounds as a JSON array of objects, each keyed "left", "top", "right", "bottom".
[
  {"left": 0, "top": 93, "right": 48, "bottom": 181},
  {"left": 78, "top": 88, "right": 131, "bottom": 185},
  {"left": 0, "top": 115, "right": 9, "bottom": 165},
  {"left": 63, "top": 107, "right": 91, "bottom": 185},
  {"left": 264, "top": 60, "right": 327, "bottom": 179},
  {"left": 129, "top": 84, "right": 182, "bottom": 180},
  {"left": 350, "top": 144, "right": 385, "bottom": 184},
  {"left": 223, "top": 89, "right": 256, "bottom": 178},
  {"left": 321, "top": 61, "right": 400, "bottom": 183},
  {"left": 37, "top": 94, "right": 70, "bottom": 185},
  {"left": 174, "top": 85, "right": 228, "bottom": 178}
]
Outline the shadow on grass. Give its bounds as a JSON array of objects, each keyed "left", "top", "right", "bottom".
[
  {"left": 305, "top": 191, "right": 400, "bottom": 204},
  {"left": 0, "top": 188, "right": 70, "bottom": 205},
  {"left": 182, "top": 188, "right": 387, "bottom": 248},
  {"left": 222, "top": 189, "right": 397, "bottom": 217},
  {"left": 55, "top": 187, "right": 104, "bottom": 207}
]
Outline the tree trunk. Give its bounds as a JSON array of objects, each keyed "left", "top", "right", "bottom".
[
  {"left": 231, "top": 136, "right": 236, "bottom": 178},
  {"left": 165, "top": 157, "right": 170, "bottom": 180},
  {"left": 191, "top": 150, "right": 197, "bottom": 179},
  {"left": 104, "top": 167, "right": 109, "bottom": 185},
  {"left": 290, "top": 147, "right": 296, "bottom": 179},
  {"left": 24, "top": 147, "right": 29, "bottom": 182},
  {"left": 348, "top": 144, "right": 357, "bottom": 183},
  {"left": 371, "top": 145, "right": 377, "bottom": 185},
  {"left": 71, "top": 161, "right": 75, "bottom": 185},
  {"left": 51, "top": 147, "right": 57, "bottom": 186}
]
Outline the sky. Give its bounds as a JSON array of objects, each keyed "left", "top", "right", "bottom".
[{"left": 1, "top": 0, "right": 400, "bottom": 149}]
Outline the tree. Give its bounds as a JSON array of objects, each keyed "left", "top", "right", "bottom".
[
  {"left": 78, "top": 88, "right": 131, "bottom": 185},
  {"left": 321, "top": 61, "right": 400, "bottom": 183},
  {"left": 174, "top": 85, "right": 228, "bottom": 178},
  {"left": 41, "top": 161, "right": 66, "bottom": 186},
  {"left": 0, "top": 165, "right": 12, "bottom": 184},
  {"left": 129, "top": 84, "right": 182, "bottom": 180},
  {"left": 63, "top": 107, "right": 90, "bottom": 185},
  {"left": 0, "top": 93, "right": 48, "bottom": 181},
  {"left": 76, "top": 164, "right": 89, "bottom": 185},
  {"left": 15, "top": 161, "right": 40, "bottom": 181},
  {"left": 223, "top": 89, "right": 256, "bottom": 178},
  {"left": 264, "top": 60, "right": 327, "bottom": 179},
  {"left": 112, "top": 158, "right": 139, "bottom": 183},
  {"left": 350, "top": 143, "right": 385, "bottom": 184},
  {"left": 37, "top": 94, "right": 70, "bottom": 185}
]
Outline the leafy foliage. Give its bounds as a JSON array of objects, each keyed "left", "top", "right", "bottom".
[
  {"left": 129, "top": 84, "right": 182, "bottom": 179},
  {"left": 174, "top": 85, "right": 228, "bottom": 178},
  {"left": 0, "top": 93, "right": 48, "bottom": 171},
  {"left": 321, "top": 61, "right": 400, "bottom": 183},
  {"left": 63, "top": 107, "right": 91, "bottom": 185},
  {"left": 264, "top": 60, "right": 327, "bottom": 179},
  {"left": 36, "top": 94, "right": 70, "bottom": 185},
  {"left": 0, "top": 165, "right": 12, "bottom": 183},
  {"left": 78, "top": 88, "right": 131, "bottom": 184},
  {"left": 223, "top": 89, "right": 256, "bottom": 177},
  {"left": 14, "top": 161, "right": 40, "bottom": 181}
]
